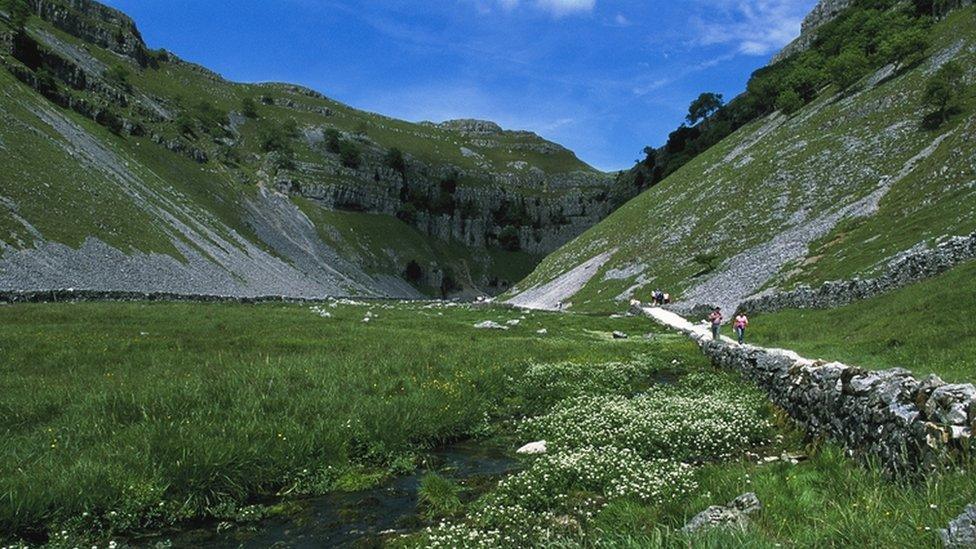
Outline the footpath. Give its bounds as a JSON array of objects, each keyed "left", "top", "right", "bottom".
[{"left": 636, "top": 304, "right": 976, "bottom": 474}]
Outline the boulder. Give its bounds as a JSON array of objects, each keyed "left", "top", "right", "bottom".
[
  {"left": 681, "top": 493, "right": 762, "bottom": 534},
  {"left": 612, "top": 331, "right": 629, "bottom": 340},
  {"left": 474, "top": 320, "right": 508, "bottom": 330},
  {"left": 942, "top": 504, "right": 976, "bottom": 547},
  {"left": 516, "top": 440, "right": 547, "bottom": 455}
]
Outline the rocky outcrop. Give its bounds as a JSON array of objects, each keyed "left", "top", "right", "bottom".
[
  {"left": 31, "top": 0, "right": 154, "bottom": 66},
  {"left": 639, "top": 307, "right": 975, "bottom": 474},
  {"left": 681, "top": 493, "right": 762, "bottom": 534},
  {"left": 943, "top": 504, "right": 976, "bottom": 547},
  {"left": 772, "top": 0, "right": 854, "bottom": 64},
  {"left": 277, "top": 134, "right": 619, "bottom": 255},
  {"left": 740, "top": 231, "right": 976, "bottom": 314}
]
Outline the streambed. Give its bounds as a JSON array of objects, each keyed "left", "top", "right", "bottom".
[{"left": 138, "top": 442, "right": 518, "bottom": 548}]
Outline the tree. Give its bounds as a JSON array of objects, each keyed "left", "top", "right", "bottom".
[
  {"left": 880, "top": 27, "right": 929, "bottom": 68},
  {"left": 924, "top": 60, "right": 965, "bottom": 125},
  {"left": 686, "top": 92, "right": 724, "bottom": 125},
  {"left": 240, "top": 96, "right": 259, "bottom": 118},
  {"left": 324, "top": 128, "right": 342, "bottom": 153},
  {"left": 385, "top": 147, "right": 406, "bottom": 175},
  {"left": 338, "top": 140, "right": 361, "bottom": 169},
  {"left": 775, "top": 89, "right": 804, "bottom": 114},
  {"left": 826, "top": 48, "right": 870, "bottom": 90}
]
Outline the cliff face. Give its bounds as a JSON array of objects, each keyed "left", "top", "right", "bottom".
[
  {"left": 770, "top": 0, "right": 854, "bottom": 64},
  {"left": 0, "top": 0, "right": 634, "bottom": 297}
]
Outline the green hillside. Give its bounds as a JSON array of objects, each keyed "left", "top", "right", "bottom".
[
  {"left": 0, "top": 0, "right": 629, "bottom": 298},
  {"left": 507, "top": 4, "right": 976, "bottom": 313}
]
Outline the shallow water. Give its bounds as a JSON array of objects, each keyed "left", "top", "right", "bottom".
[{"left": 140, "top": 441, "right": 518, "bottom": 548}]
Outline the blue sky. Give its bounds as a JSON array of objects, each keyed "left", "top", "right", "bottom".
[{"left": 102, "top": 0, "right": 818, "bottom": 171}]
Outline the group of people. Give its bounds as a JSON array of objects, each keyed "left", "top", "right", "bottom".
[
  {"left": 643, "top": 290, "right": 750, "bottom": 344},
  {"left": 708, "top": 307, "right": 749, "bottom": 344},
  {"left": 650, "top": 289, "right": 671, "bottom": 306}
]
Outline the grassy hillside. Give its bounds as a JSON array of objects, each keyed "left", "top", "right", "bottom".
[
  {"left": 508, "top": 6, "right": 976, "bottom": 313},
  {"left": 0, "top": 0, "right": 616, "bottom": 298}
]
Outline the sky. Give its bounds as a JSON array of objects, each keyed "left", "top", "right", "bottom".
[{"left": 101, "top": 0, "right": 819, "bottom": 171}]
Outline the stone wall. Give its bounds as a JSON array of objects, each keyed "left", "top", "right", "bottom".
[
  {"left": 740, "top": 231, "right": 976, "bottom": 315},
  {"left": 637, "top": 306, "right": 975, "bottom": 473},
  {"left": 703, "top": 339, "right": 972, "bottom": 473}
]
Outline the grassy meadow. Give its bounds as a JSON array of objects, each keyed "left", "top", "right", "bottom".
[
  {"left": 2, "top": 298, "right": 975, "bottom": 548},
  {"left": 0, "top": 300, "right": 662, "bottom": 544}
]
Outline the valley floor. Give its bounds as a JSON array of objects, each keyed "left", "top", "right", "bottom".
[{"left": 0, "top": 299, "right": 973, "bottom": 547}]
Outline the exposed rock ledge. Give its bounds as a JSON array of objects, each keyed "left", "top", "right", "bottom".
[
  {"left": 740, "top": 231, "right": 976, "bottom": 315},
  {"left": 636, "top": 306, "right": 974, "bottom": 474}
]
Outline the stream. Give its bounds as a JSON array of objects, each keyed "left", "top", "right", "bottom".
[{"left": 139, "top": 441, "right": 519, "bottom": 548}]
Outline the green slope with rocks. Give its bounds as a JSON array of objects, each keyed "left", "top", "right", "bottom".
[
  {"left": 507, "top": 3, "right": 976, "bottom": 314},
  {"left": 0, "top": 0, "right": 633, "bottom": 298}
]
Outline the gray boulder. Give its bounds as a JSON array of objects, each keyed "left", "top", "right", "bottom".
[
  {"left": 942, "top": 504, "right": 976, "bottom": 547},
  {"left": 681, "top": 492, "right": 762, "bottom": 534}
]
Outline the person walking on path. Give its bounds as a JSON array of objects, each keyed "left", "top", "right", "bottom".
[
  {"left": 708, "top": 307, "right": 723, "bottom": 340},
  {"left": 733, "top": 312, "right": 749, "bottom": 344}
]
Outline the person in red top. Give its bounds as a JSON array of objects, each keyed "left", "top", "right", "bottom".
[
  {"left": 733, "top": 312, "right": 749, "bottom": 344},
  {"left": 707, "top": 307, "right": 723, "bottom": 340}
]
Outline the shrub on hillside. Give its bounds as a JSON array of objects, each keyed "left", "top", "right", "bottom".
[
  {"left": 385, "top": 147, "right": 406, "bottom": 175},
  {"left": 923, "top": 60, "right": 965, "bottom": 127},
  {"left": 338, "top": 140, "right": 361, "bottom": 169},
  {"left": 775, "top": 89, "right": 804, "bottom": 114},
  {"left": 404, "top": 260, "right": 423, "bottom": 283},
  {"left": 240, "top": 96, "right": 259, "bottom": 118},
  {"left": 104, "top": 63, "right": 132, "bottom": 91},
  {"left": 324, "top": 128, "right": 341, "bottom": 153},
  {"left": 827, "top": 48, "right": 870, "bottom": 90}
]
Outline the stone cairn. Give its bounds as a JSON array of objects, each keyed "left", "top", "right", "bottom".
[{"left": 740, "top": 231, "right": 976, "bottom": 315}]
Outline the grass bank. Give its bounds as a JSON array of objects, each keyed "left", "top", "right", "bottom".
[
  {"left": 0, "top": 300, "right": 661, "bottom": 544},
  {"left": 748, "top": 260, "right": 976, "bottom": 382}
]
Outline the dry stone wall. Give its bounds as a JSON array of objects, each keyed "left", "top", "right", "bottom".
[
  {"left": 637, "top": 306, "right": 975, "bottom": 473},
  {"left": 740, "top": 231, "right": 976, "bottom": 315}
]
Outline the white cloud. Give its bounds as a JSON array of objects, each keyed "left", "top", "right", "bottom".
[
  {"left": 534, "top": 0, "right": 596, "bottom": 17},
  {"left": 490, "top": 0, "right": 596, "bottom": 17},
  {"left": 612, "top": 13, "right": 632, "bottom": 26},
  {"left": 690, "top": 0, "right": 811, "bottom": 56}
]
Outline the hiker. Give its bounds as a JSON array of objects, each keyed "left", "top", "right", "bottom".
[
  {"left": 663, "top": 292, "right": 671, "bottom": 305},
  {"left": 651, "top": 290, "right": 661, "bottom": 306},
  {"left": 733, "top": 311, "right": 749, "bottom": 344},
  {"left": 707, "top": 307, "right": 723, "bottom": 340}
]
